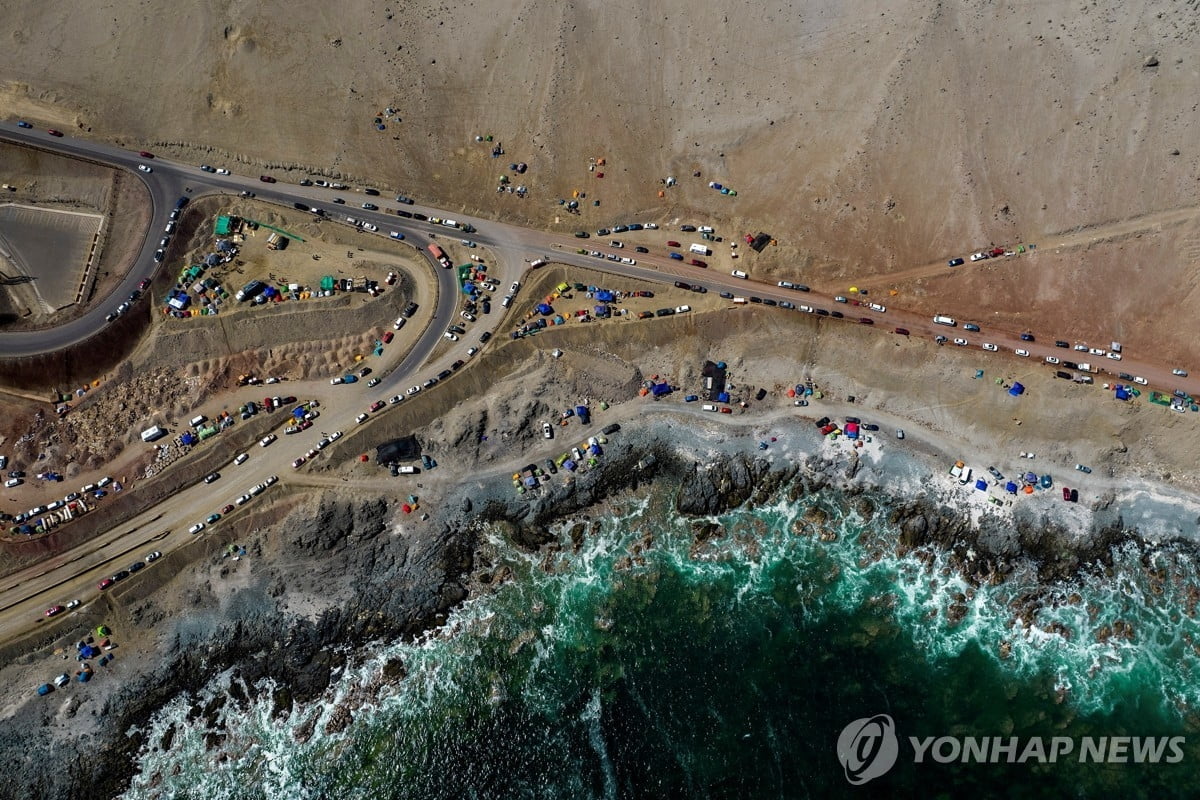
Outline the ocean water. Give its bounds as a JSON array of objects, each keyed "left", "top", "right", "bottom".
[{"left": 122, "top": 485, "right": 1200, "bottom": 799}]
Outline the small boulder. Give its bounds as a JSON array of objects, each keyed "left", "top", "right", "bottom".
[{"left": 1144, "top": 55, "right": 1159, "bottom": 68}]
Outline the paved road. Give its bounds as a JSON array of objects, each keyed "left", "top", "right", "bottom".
[{"left": 1, "top": 122, "right": 1198, "bottom": 646}]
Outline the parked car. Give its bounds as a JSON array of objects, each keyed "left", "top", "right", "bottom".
[{"left": 948, "top": 257, "right": 964, "bottom": 266}]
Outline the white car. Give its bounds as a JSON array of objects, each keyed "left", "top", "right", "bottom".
[
  {"left": 1106, "top": 352, "right": 1122, "bottom": 361},
  {"left": 444, "top": 331, "right": 458, "bottom": 341},
  {"left": 731, "top": 270, "right": 748, "bottom": 279},
  {"left": 66, "top": 599, "right": 82, "bottom": 608},
  {"left": 969, "top": 252, "right": 987, "bottom": 262},
  {"left": 1088, "top": 348, "right": 1106, "bottom": 356},
  {"left": 259, "top": 434, "right": 276, "bottom": 448},
  {"left": 1173, "top": 368, "right": 1189, "bottom": 377},
  {"left": 1045, "top": 356, "right": 1060, "bottom": 365},
  {"left": 1074, "top": 344, "right": 1089, "bottom": 352},
  {"left": 511, "top": 281, "right": 521, "bottom": 292},
  {"left": 234, "top": 453, "right": 249, "bottom": 465},
  {"left": 1133, "top": 376, "right": 1148, "bottom": 385},
  {"left": 329, "top": 431, "right": 343, "bottom": 440},
  {"left": 265, "top": 475, "right": 278, "bottom": 486},
  {"left": 868, "top": 303, "right": 886, "bottom": 313},
  {"left": 461, "top": 311, "right": 476, "bottom": 321},
  {"left": 138, "top": 164, "right": 152, "bottom": 173},
  {"left": 363, "top": 223, "right": 378, "bottom": 232},
  {"left": 620, "top": 257, "right": 636, "bottom": 265},
  {"left": 466, "top": 346, "right": 479, "bottom": 357},
  {"left": 675, "top": 305, "right": 691, "bottom": 314},
  {"left": 407, "top": 385, "right": 422, "bottom": 395},
  {"left": 330, "top": 376, "right": 344, "bottom": 385},
  {"left": 953, "top": 338, "right": 969, "bottom": 346},
  {"left": 250, "top": 483, "right": 265, "bottom": 496},
  {"left": 542, "top": 421, "right": 553, "bottom": 439},
  {"left": 388, "top": 395, "right": 404, "bottom": 405},
  {"left": 356, "top": 413, "right": 370, "bottom": 424},
  {"left": 610, "top": 241, "right": 623, "bottom": 248},
  {"left": 644, "top": 223, "right": 658, "bottom": 229},
  {"left": 216, "top": 167, "right": 231, "bottom": 175},
  {"left": 188, "top": 522, "right": 205, "bottom": 534},
  {"left": 982, "top": 343, "right": 998, "bottom": 352},
  {"left": 236, "top": 493, "right": 251, "bottom": 505},
  {"left": 1015, "top": 349, "right": 1030, "bottom": 357}
]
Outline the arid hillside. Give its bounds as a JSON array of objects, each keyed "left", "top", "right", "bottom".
[{"left": 1, "top": 0, "right": 1198, "bottom": 348}]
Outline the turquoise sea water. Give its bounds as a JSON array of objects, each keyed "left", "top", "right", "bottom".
[{"left": 123, "top": 486, "right": 1200, "bottom": 799}]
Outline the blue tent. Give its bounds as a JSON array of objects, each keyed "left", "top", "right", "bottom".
[
  {"left": 575, "top": 405, "right": 590, "bottom": 423},
  {"left": 1039, "top": 474, "right": 1053, "bottom": 489},
  {"left": 1115, "top": 386, "right": 1131, "bottom": 400},
  {"left": 589, "top": 443, "right": 602, "bottom": 456},
  {"left": 77, "top": 671, "right": 91, "bottom": 683},
  {"left": 79, "top": 644, "right": 98, "bottom": 659},
  {"left": 536, "top": 303, "right": 553, "bottom": 315},
  {"left": 717, "top": 391, "right": 730, "bottom": 403},
  {"left": 37, "top": 684, "right": 53, "bottom": 696},
  {"left": 563, "top": 459, "right": 577, "bottom": 471},
  {"left": 595, "top": 290, "right": 615, "bottom": 302},
  {"left": 1009, "top": 382, "right": 1025, "bottom": 396},
  {"left": 1005, "top": 481, "right": 1018, "bottom": 494},
  {"left": 651, "top": 383, "right": 672, "bottom": 397},
  {"left": 594, "top": 305, "right": 610, "bottom": 317},
  {"left": 180, "top": 432, "right": 197, "bottom": 446},
  {"left": 523, "top": 476, "right": 538, "bottom": 488},
  {"left": 975, "top": 479, "right": 988, "bottom": 491},
  {"left": 1024, "top": 472, "right": 1037, "bottom": 484},
  {"left": 462, "top": 282, "right": 476, "bottom": 295}
]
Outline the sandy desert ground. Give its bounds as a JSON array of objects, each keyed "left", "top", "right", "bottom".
[{"left": 0, "top": 0, "right": 1197, "bottom": 355}]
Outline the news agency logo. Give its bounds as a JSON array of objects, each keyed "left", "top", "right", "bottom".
[
  {"left": 836, "top": 715, "right": 1187, "bottom": 786},
  {"left": 837, "top": 715, "right": 899, "bottom": 785}
]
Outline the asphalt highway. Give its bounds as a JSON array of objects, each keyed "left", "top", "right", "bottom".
[{"left": 0, "top": 123, "right": 1198, "bottom": 645}]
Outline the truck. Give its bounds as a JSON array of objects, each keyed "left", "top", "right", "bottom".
[
  {"left": 236, "top": 280, "right": 265, "bottom": 301},
  {"left": 140, "top": 425, "right": 167, "bottom": 443},
  {"left": 932, "top": 315, "right": 957, "bottom": 326},
  {"left": 427, "top": 243, "right": 451, "bottom": 268},
  {"left": 1077, "top": 363, "right": 1097, "bottom": 374},
  {"left": 689, "top": 243, "right": 711, "bottom": 255}
]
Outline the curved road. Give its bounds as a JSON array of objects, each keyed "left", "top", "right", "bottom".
[{"left": 0, "top": 123, "right": 1198, "bottom": 646}]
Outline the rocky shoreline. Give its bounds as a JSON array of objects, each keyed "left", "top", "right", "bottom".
[{"left": 3, "top": 416, "right": 1191, "bottom": 799}]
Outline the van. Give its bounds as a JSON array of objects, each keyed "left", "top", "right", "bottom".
[
  {"left": 732, "top": 297, "right": 747, "bottom": 304},
  {"left": 731, "top": 269, "right": 748, "bottom": 279},
  {"left": 932, "top": 315, "right": 957, "bottom": 326},
  {"left": 702, "top": 404, "right": 718, "bottom": 412},
  {"left": 698, "top": 226, "right": 714, "bottom": 233},
  {"left": 689, "top": 243, "right": 710, "bottom": 255},
  {"left": 398, "top": 465, "right": 419, "bottom": 474},
  {"left": 189, "top": 415, "right": 207, "bottom": 428}
]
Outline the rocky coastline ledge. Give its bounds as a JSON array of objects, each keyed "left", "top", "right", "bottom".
[{"left": 0, "top": 420, "right": 1177, "bottom": 799}]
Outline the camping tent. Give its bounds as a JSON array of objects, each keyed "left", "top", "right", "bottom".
[
  {"left": 1005, "top": 482, "right": 1018, "bottom": 494},
  {"left": 536, "top": 303, "right": 553, "bottom": 316},
  {"left": 595, "top": 290, "right": 615, "bottom": 303},
  {"left": 1115, "top": 386, "right": 1131, "bottom": 400},
  {"left": 1009, "top": 382, "right": 1025, "bottom": 396},
  {"left": 651, "top": 383, "right": 672, "bottom": 397},
  {"left": 717, "top": 391, "right": 730, "bottom": 403},
  {"left": 975, "top": 479, "right": 989, "bottom": 491}
]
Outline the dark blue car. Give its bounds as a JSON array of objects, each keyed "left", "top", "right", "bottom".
[{"left": 669, "top": 252, "right": 684, "bottom": 260}]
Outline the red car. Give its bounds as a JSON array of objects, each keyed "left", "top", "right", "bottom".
[
  {"left": 370, "top": 401, "right": 386, "bottom": 413},
  {"left": 98, "top": 578, "right": 114, "bottom": 591},
  {"left": 45, "top": 605, "right": 65, "bottom": 617},
  {"left": 719, "top": 407, "right": 733, "bottom": 414},
  {"left": 138, "top": 278, "right": 152, "bottom": 291},
  {"left": 221, "top": 504, "right": 235, "bottom": 514},
  {"left": 858, "top": 317, "right": 874, "bottom": 325},
  {"left": 666, "top": 240, "right": 681, "bottom": 248},
  {"left": 259, "top": 175, "right": 277, "bottom": 183},
  {"left": 47, "top": 129, "right": 63, "bottom": 137},
  {"left": 894, "top": 327, "right": 910, "bottom": 336},
  {"left": 690, "top": 259, "right": 707, "bottom": 267},
  {"left": 1062, "top": 487, "right": 1071, "bottom": 501},
  {"left": 382, "top": 331, "right": 394, "bottom": 344},
  {"left": 138, "top": 150, "right": 154, "bottom": 158}
]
